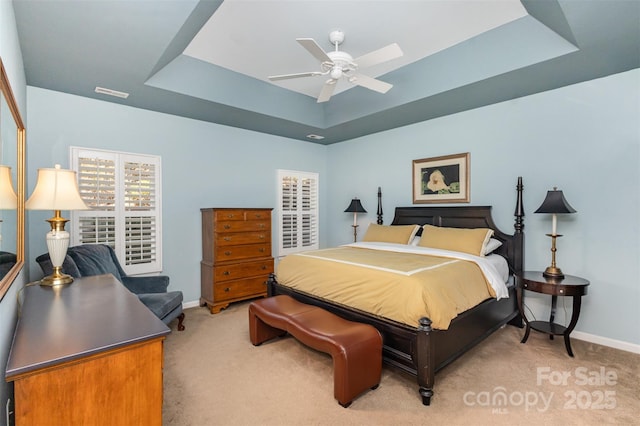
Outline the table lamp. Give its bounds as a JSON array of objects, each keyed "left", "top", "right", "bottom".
[
  {"left": 0, "top": 165, "right": 18, "bottom": 247},
  {"left": 26, "top": 164, "right": 88, "bottom": 286},
  {"left": 534, "top": 187, "right": 576, "bottom": 278},
  {"left": 344, "top": 198, "right": 366, "bottom": 242}
]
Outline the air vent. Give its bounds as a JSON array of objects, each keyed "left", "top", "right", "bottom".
[
  {"left": 306, "top": 134, "right": 325, "bottom": 140},
  {"left": 95, "top": 87, "right": 129, "bottom": 99}
]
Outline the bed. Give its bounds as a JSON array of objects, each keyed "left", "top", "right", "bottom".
[{"left": 267, "top": 177, "right": 525, "bottom": 405}]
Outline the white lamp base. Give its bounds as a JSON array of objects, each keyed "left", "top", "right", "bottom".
[{"left": 41, "top": 229, "right": 73, "bottom": 286}]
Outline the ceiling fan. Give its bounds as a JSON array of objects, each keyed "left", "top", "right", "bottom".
[{"left": 268, "top": 30, "right": 403, "bottom": 103}]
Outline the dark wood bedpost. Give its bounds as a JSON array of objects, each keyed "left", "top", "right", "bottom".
[
  {"left": 415, "top": 317, "right": 434, "bottom": 405},
  {"left": 267, "top": 273, "right": 277, "bottom": 297},
  {"left": 510, "top": 177, "right": 525, "bottom": 328},
  {"left": 513, "top": 177, "right": 525, "bottom": 274},
  {"left": 377, "top": 187, "right": 383, "bottom": 225}
]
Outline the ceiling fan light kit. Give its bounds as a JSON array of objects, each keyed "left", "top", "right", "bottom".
[{"left": 268, "top": 30, "right": 403, "bottom": 103}]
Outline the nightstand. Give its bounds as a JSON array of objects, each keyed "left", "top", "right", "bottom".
[{"left": 516, "top": 271, "right": 589, "bottom": 357}]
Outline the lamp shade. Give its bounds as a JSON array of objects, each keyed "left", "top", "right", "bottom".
[
  {"left": 344, "top": 198, "right": 367, "bottom": 213},
  {"left": 26, "top": 164, "right": 88, "bottom": 211},
  {"left": 534, "top": 188, "right": 576, "bottom": 214},
  {"left": 0, "top": 165, "right": 17, "bottom": 210}
]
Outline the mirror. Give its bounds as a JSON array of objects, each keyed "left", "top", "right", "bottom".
[{"left": 0, "top": 57, "right": 25, "bottom": 301}]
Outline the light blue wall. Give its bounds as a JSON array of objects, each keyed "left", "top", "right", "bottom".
[
  {"left": 327, "top": 69, "right": 640, "bottom": 345},
  {"left": 0, "top": 0, "right": 28, "bottom": 423},
  {"left": 25, "top": 87, "right": 328, "bottom": 304}
]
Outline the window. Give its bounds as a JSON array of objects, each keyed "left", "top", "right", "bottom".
[
  {"left": 277, "top": 170, "right": 319, "bottom": 257},
  {"left": 70, "top": 147, "right": 162, "bottom": 275}
]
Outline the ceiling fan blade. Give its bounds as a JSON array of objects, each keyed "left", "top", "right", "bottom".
[
  {"left": 349, "top": 73, "right": 393, "bottom": 94},
  {"left": 317, "top": 80, "right": 337, "bottom": 103},
  {"left": 297, "top": 38, "right": 332, "bottom": 63},
  {"left": 354, "top": 43, "right": 403, "bottom": 69},
  {"left": 268, "top": 71, "right": 322, "bottom": 81}
]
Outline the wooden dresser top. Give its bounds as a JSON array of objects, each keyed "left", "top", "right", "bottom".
[{"left": 5, "top": 274, "right": 170, "bottom": 380}]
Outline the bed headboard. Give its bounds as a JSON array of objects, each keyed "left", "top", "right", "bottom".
[{"left": 389, "top": 178, "right": 524, "bottom": 275}]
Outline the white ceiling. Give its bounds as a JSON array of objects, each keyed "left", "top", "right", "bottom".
[
  {"left": 12, "top": 0, "right": 640, "bottom": 144},
  {"left": 184, "top": 0, "right": 527, "bottom": 99}
]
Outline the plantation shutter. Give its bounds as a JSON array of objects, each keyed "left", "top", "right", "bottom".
[
  {"left": 75, "top": 152, "right": 118, "bottom": 249},
  {"left": 71, "top": 147, "right": 162, "bottom": 275},
  {"left": 277, "top": 170, "right": 319, "bottom": 257},
  {"left": 123, "top": 156, "right": 158, "bottom": 269}
]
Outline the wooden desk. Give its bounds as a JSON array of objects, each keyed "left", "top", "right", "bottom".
[{"left": 5, "top": 274, "right": 170, "bottom": 425}]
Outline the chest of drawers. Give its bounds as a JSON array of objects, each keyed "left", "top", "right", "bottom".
[{"left": 200, "top": 208, "right": 273, "bottom": 314}]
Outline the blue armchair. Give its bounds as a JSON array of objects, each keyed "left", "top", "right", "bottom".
[{"left": 36, "top": 244, "right": 185, "bottom": 331}]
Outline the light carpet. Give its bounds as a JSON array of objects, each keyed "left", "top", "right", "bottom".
[{"left": 163, "top": 302, "right": 639, "bottom": 425}]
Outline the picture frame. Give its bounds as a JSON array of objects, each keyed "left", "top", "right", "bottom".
[{"left": 412, "top": 152, "right": 470, "bottom": 204}]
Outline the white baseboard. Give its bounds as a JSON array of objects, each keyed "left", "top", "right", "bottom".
[
  {"left": 183, "top": 300, "right": 200, "bottom": 309},
  {"left": 571, "top": 331, "right": 640, "bottom": 354}
]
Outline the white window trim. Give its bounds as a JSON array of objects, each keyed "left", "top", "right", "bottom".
[
  {"left": 277, "top": 169, "right": 319, "bottom": 258},
  {"left": 70, "top": 146, "right": 162, "bottom": 275}
]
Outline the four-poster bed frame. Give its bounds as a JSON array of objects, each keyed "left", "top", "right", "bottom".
[{"left": 267, "top": 177, "right": 525, "bottom": 405}]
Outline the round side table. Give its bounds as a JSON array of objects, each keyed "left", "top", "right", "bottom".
[{"left": 516, "top": 271, "right": 589, "bottom": 357}]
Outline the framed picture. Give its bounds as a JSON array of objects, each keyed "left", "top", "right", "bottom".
[{"left": 412, "top": 152, "right": 470, "bottom": 204}]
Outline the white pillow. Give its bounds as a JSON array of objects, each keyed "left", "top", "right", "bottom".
[{"left": 483, "top": 238, "right": 503, "bottom": 256}]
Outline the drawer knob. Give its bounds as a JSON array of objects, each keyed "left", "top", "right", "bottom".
[
  {"left": 224, "top": 225, "right": 231, "bottom": 230},
  {"left": 224, "top": 251, "right": 231, "bottom": 256},
  {"left": 259, "top": 234, "right": 265, "bottom": 239},
  {"left": 227, "top": 214, "right": 234, "bottom": 218},
  {"left": 261, "top": 265, "right": 266, "bottom": 270},
  {"left": 223, "top": 271, "right": 230, "bottom": 276},
  {"left": 256, "top": 214, "right": 262, "bottom": 218},
  {"left": 224, "top": 287, "right": 230, "bottom": 292},
  {"left": 258, "top": 223, "right": 265, "bottom": 228},
  {"left": 259, "top": 248, "right": 264, "bottom": 253},
  {"left": 224, "top": 237, "right": 232, "bottom": 241}
]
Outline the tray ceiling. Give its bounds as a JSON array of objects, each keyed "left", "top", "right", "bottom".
[{"left": 13, "top": 0, "right": 640, "bottom": 144}]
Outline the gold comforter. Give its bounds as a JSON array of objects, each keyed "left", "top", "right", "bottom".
[{"left": 276, "top": 243, "right": 506, "bottom": 330}]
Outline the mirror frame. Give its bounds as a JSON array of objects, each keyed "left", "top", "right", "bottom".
[{"left": 0, "top": 57, "right": 25, "bottom": 301}]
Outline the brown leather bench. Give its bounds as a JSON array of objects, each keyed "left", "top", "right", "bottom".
[{"left": 248, "top": 295, "right": 382, "bottom": 407}]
